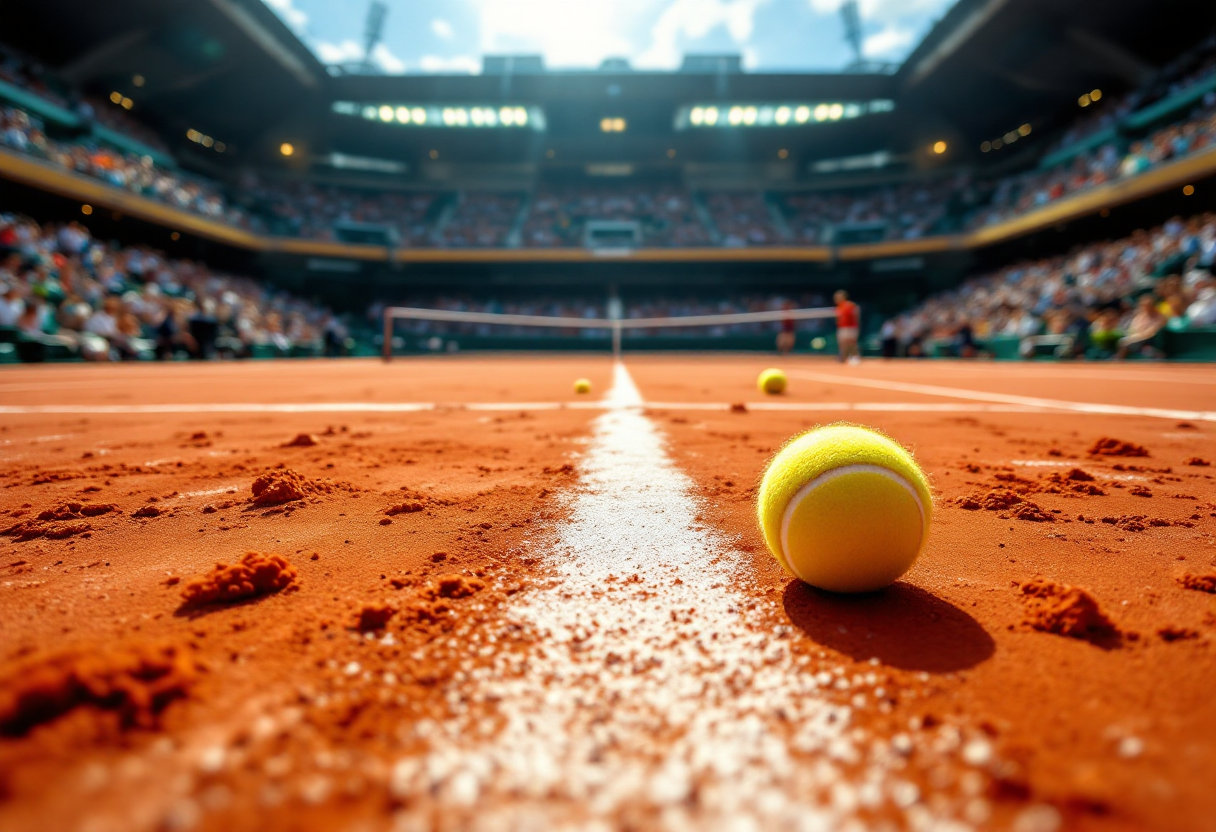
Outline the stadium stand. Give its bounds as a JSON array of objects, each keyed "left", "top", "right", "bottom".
[
  {"left": 0, "top": 212, "right": 342, "bottom": 363},
  {"left": 885, "top": 212, "right": 1216, "bottom": 360}
]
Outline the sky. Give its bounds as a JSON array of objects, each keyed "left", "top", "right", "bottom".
[{"left": 260, "top": 0, "right": 958, "bottom": 75}]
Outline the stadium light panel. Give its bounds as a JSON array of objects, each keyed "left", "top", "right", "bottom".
[
  {"left": 109, "top": 91, "right": 122, "bottom": 104},
  {"left": 1090, "top": 89, "right": 1102, "bottom": 101},
  {"left": 280, "top": 142, "right": 295, "bottom": 156},
  {"left": 677, "top": 100, "right": 889, "bottom": 130},
  {"left": 932, "top": 141, "right": 947, "bottom": 154},
  {"left": 133, "top": 74, "right": 145, "bottom": 87},
  {"left": 333, "top": 101, "right": 541, "bottom": 130}
]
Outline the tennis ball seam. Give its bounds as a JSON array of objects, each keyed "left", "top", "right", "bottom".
[{"left": 778, "top": 463, "right": 927, "bottom": 585}]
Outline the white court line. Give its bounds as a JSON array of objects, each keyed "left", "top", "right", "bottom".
[
  {"left": 791, "top": 370, "right": 1216, "bottom": 423},
  {"left": 847, "top": 366, "right": 1216, "bottom": 385},
  {"left": 0, "top": 401, "right": 1056, "bottom": 416}
]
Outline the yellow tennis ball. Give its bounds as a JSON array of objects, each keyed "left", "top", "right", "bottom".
[
  {"left": 757, "top": 423, "right": 932, "bottom": 593},
  {"left": 574, "top": 378, "right": 592, "bottom": 394},
  {"left": 757, "top": 368, "right": 787, "bottom": 394}
]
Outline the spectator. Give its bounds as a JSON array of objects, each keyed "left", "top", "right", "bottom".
[{"left": 1116, "top": 294, "right": 1167, "bottom": 359}]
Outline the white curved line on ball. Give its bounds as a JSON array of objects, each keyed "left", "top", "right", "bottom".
[{"left": 779, "top": 464, "right": 926, "bottom": 584}]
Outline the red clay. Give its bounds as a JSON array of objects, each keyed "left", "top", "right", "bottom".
[{"left": 0, "top": 356, "right": 1213, "bottom": 832}]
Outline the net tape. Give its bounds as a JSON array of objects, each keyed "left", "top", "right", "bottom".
[{"left": 384, "top": 306, "right": 835, "bottom": 329}]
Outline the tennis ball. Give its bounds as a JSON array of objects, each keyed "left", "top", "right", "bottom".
[
  {"left": 757, "top": 368, "right": 787, "bottom": 394},
  {"left": 757, "top": 423, "right": 932, "bottom": 593},
  {"left": 574, "top": 378, "right": 592, "bottom": 395}
]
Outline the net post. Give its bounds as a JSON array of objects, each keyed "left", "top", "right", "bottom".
[
  {"left": 612, "top": 319, "right": 622, "bottom": 360},
  {"left": 382, "top": 308, "right": 393, "bottom": 363}
]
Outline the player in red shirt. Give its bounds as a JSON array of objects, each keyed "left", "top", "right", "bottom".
[
  {"left": 834, "top": 290, "right": 860, "bottom": 364},
  {"left": 776, "top": 301, "right": 796, "bottom": 355}
]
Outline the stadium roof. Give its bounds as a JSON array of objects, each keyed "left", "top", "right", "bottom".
[{"left": 5, "top": 0, "right": 1214, "bottom": 179}]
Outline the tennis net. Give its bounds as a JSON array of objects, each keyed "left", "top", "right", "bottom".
[{"left": 382, "top": 305, "right": 837, "bottom": 360}]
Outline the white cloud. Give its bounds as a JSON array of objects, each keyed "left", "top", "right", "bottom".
[
  {"left": 263, "top": 0, "right": 309, "bottom": 35},
  {"left": 863, "top": 24, "right": 914, "bottom": 56},
  {"left": 313, "top": 40, "right": 406, "bottom": 73},
  {"left": 810, "top": 0, "right": 949, "bottom": 18},
  {"left": 432, "top": 19, "right": 454, "bottom": 40},
  {"left": 636, "top": 0, "right": 769, "bottom": 69},
  {"left": 475, "top": 0, "right": 648, "bottom": 69},
  {"left": 418, "top": 54, "right": 481, "bottom": 74},
  {"left": 314, "top": 39, "right": 364, "bottom": 64},
  {"left": 372, "top": 43, "right": 407, "bottom": 74}
]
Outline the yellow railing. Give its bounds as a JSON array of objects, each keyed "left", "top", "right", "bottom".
[{"left": 3, "top": 144, "right": 1214, "bottom": 264}]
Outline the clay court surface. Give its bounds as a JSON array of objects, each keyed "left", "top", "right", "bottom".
[{"left": 1, "top": 355, "right": 1214, "bottom": 832}]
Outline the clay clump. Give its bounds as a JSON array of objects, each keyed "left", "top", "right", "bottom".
[
  {"left": 181, "top": 552, "right": 297, "bottom": 607},
  {"left": 1020, "top": 578, "right": 1120, "bottom": 644},
  {"left": 0, "top": 643, "right": 196, "bottom": 736}
]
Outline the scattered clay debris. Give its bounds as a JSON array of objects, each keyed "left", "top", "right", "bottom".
[
  {"left": 1088, "top": 438, "right": 1149, "bottom": 457},
  {"left": 181, "top": 552, "right": 298, "bottom": 607},
  {"left": 957, "top": 490, "right": 1054, "bottom": 521},
  {"left": 0, "top": 643, "right": 196, "bottom": 736},
  {"left": 1020, "top": 578, "right": 1120, "bottom": 644},
  {"left": 394, "top": 574, "right": 487, "bottom": 625},
  {"left": 1178, "top": 573, "right": 1216, "bottom": 594},
  {"left": 1011, "top": 503, "right": 1055, "bottom": 522},
  {"left": 1158, "top": 626, "right": 1200, "bottom": 642},
  {"left": 1101, "top": 515, "right": 1147, "bottom": 532},
  {"left": 385, "top": 502, "right": 425, "bottom": 516},
  {"left": 282, "top": 433, "right": 318, "bottom": 448},
  {"left": 730, "top": 403, "right": 748, "bottom": 413},
  {"left": 1041, "top": 468, "right": 1101, "bottom": 495},
  {"left": 435, "top": 574, "right": 486, "bottom": 599},
  {"left": 356, "top": 602, "right": 397, "bottom": 631},
  {"left": 132, "top": 505, "right": 162, "bottom": 518},
  {"left": 1129, "top": 485, "right": 1153, "bottom": 497},
  {"left": 1184, "top": 457, "right": 1211, "bottom": 467},
  {"left": 249, "top": 469, "right": 350, "bottom": 507},
  {"left": 37, "top": 503, "right": 118, "bottom": 521},
  {"left": 543, "top": 463, "right": 576, "bottom": 476},
  {"left": 2, "top": 520, "right": 91, "bottom": 542}
]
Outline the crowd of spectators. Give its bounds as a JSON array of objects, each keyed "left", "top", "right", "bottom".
[
  {"left": 704, "top": 192, "right": 783, "bottom": 246},
  {"left": 1, "top": 106, "right": 251, "bottom": 228},
  {"left": 523, "top": 186, "right": 711, "bottom": 247},
  {"left": 779, "top": 176, "right": 970, "bottom": 243},
  {"left": 439, "top": 193, "right": 523, "bottom": 248},
  {"left": 886, "top": 212, "right": 1216, "bottom": 360},
  {"left": 971, "top": 50, "right": 1216, "bottom": 230},
  {"left": 0, "top": 213, "right": 343, "bottom": 362},
  {"left": 1, "top": 45, "right": 248, "bottom": 228},
  {"left": 247, "top": 179, "right": 436, "bottom": 244}
]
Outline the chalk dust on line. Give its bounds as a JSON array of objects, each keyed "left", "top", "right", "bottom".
[{"left": 386, "top": 363, "right": 991, "bottom": 830}]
